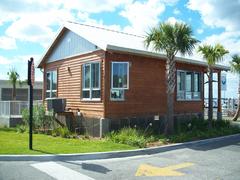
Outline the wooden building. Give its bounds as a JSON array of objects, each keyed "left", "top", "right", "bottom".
[{"left": 38, "top": 22, "right": 229, "bottom": 136}]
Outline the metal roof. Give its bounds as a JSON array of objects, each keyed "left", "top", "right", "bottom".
[{"left": 37, "top": 21, "right": 230, "bottom": 71}]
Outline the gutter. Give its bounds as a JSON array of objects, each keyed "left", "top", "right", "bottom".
[{"left": 107, "top": 45, "right": 230, "bottom": 71}]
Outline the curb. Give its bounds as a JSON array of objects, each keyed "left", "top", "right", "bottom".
[{"left": 0, "top": 133, "right": 239, "bottom": 162}]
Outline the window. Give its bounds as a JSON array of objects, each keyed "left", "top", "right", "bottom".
[
  {"left": 177, "top": 70, "right": 201, "bottom": 100},
  {"left": 82, "top": 62, "right": 100, "bottom": 100},
  {"left": 46, "top": 71, "right": 57, "bottom": 98},
  {"left": 111, "top": 62, "right": 129, "bottom": 101}
]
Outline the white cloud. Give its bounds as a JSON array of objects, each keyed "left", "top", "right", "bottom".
[
  {"left": 166, "top": 17, "right": 184, "bottom": 25},
  {"left": 6, "top": 18, "right": 55, "bottom": 48},
  {"left": 0, "top": 56, "right": 11, "bottom": 65},
  {"left": 62, "top": 0, "right": 133, "bottom": 13},
  {"left": 120, "top": 0, "right": 166, "bottom": 35},
  {"left": 202, "top": 31, "right": 240, "bottom": 62},
  {"left": 197, "top": 28, "right": 204, "bottom": 34},
  {"left": 173, "top": 8, "right": 181, "bottom": 15},
  {"left": 0, "top": 36, "right": 17, "bottom": 50},
  {"left": 187, "top": 0, "right": 240, "bottom": 31}
]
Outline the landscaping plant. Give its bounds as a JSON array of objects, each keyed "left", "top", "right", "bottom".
[
  {"left": 230, "top": 54, "right": 240, "bottom": 121},
  {"left": 145, "top": 22, "right": 199, "bottom": 134},
  {"left": 198, "top": 44, "right": 229, "bottom": 126}
]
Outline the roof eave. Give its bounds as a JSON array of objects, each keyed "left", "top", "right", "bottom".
[{"left": 106, "top": 45, "right": 230, "bottom": 71}]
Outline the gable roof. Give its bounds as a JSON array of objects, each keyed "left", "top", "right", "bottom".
[{"left": 37, "top": 21, "right": 230, "bottom": 71}]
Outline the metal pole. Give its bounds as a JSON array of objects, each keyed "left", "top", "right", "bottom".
[
  {"left": 29, "top": 84, "right": 33, "bottom": 150},
  {"left": 28, "top": 58, "right": 33, "bottom": 150}
]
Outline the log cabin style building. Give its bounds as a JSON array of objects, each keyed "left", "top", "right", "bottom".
[{"left": 38, "top": 22, "right": 229, "bottom": 137}]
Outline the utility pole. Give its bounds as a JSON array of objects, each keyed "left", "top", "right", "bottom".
[{"left": 28, "top": 57, "right": 34, "bottom": 150}]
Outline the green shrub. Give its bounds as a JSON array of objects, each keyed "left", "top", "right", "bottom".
[
  {"left": 16, "top": 125, "right": 27, "bottom": 133},
  {"left": 52, "top": 127, "right": 70, "bottom": 138},
  {"left": 21, "top": 105, "right": 54, "bottom": 131},
  {"left": 107, "top": 128, "right": 148, "bottom": 148}
]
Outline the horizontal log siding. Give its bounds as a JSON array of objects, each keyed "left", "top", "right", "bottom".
[
  {"left": 104, "top": 52, "right": 205, "bottom": 119},
  {"left": 104, "top": 52, "right": 167, "bottom": 119},
  {"left": 43, "top": 50, "right": 105, "bottom": 118}
]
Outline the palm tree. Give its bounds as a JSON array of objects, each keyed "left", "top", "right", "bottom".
[
  {"left": 198, "top": 44, "right": 229, "bottom": 126},
  {"left": 145, "top": 22, "right": 199, "bottom": 134},
  {"left": 230, "top": 55, "right": 240, "bottom": 121},
  {"left": 7, "top": 68, "right": 21, "bottom": 100}
]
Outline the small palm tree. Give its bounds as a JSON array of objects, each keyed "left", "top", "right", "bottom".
[
  {"left": 145, "top": 22, "right": 199, "bottom": 134},
  {"left": 230, "top": 55, "right": 240, "bottom": 121},
  {"left": 7, "top": 68, "right": 21, "bottom": 100},
  {"left": 198, "top": 44, "right": 229, "bottom": 126}
]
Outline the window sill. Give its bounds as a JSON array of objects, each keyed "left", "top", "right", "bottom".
[
  {"left": 81, "top": 98, "right": 101, "bottom": 102},
  {"left": 177, "top": 99, "right": 202, "bottom": 102},
  {"left": 110, "top": 99, "right": 125, "bottom": 101}
]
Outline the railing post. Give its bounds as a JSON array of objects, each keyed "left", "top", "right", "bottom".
[{"left": 217, "top": 71, "right": 222, "bottom": 120}]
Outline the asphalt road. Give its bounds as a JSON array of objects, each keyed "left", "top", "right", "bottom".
[{"left": 0, "top": 135, "right": 240, "bottom": 180}]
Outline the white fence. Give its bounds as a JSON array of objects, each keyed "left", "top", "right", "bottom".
[
  {"left": 204, "top": 98, "right": 238, "bottom": 118},
  {"left": 0, "top": 101, "right": 42, "bottom": 117}
]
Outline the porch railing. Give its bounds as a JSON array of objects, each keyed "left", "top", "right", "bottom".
[{"left": 0, "top": 100, "right": 43, "bottom": 117}]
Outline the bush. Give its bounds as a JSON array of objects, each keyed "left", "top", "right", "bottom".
[
  {"left": 52, "top": 127, "right": 70, "bottom": 138},
  {"left": 107, "top": 128, "right": 148, "bottom": 148},
  {"left": 16, "top": 125, "right": 27, "bottom": 133},
  {"left": 21, "top": 105, "right": 54, "bottom": 131}
]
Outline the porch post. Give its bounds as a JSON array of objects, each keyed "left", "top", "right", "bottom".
[{"left": 217, "top": 71, "right": 222, "bottom": 120}]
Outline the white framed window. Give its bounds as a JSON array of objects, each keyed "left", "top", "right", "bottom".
[
  {"left": 111, "top": 62, "right": 129, "bottom": 101},
  {"left": 82, "top": 62, "right": 100, "bottom": 100},
  {"left": 46, "top": 71, "right": 57, "bottom": 99},
  {"left": 177, "top": 70, "right": 201, "bottom": 101}
]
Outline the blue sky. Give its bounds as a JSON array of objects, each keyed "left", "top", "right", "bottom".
[{"left": 0, "top": 0, "right": 239, "bottom": 98}]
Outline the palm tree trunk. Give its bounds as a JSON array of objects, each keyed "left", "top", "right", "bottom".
[
  {"left": 208, "top": 68, "right": 213, "bottom": 128},
  {"left": 164, "top": 57, "right": 175, "bottom": 135},
  {"left": 232, "top": 74, "right": 240, "bottom": 121},
  {"left": 12, "top": 83, "right": 16, "bottom": 100}
]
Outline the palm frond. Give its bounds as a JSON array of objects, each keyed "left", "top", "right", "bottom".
[
  {"left": 230, "top": 54, "right": 240, "bottom": 74},
  {"left": 198, "top": 44, "right": 229, "bottom": 66},
  {"left": 145, "top": 22, "right": 199, "bottom": 59}
]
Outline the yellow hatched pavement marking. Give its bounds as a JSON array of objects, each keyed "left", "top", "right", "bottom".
[{"left": 135, "top": 162, "right": 194, "bottom": 177}]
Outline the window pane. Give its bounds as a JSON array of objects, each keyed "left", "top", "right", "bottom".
[
  {"left": 112, "top": 63, "right": 128, "bottom": 89},
  {"left": 193, "top": 73, "right": 200, "bottom": 99},
  {"left": 52, "top": 71, "right": 57, "bottom": 90},
  {"left": 51, "top": 91, "right": 57, "bottom": 98},
  {"left": 84, "top": 64, "right": 90, "bottom": 88},
  {"left": 111, "top": 89, "right": 124, "bottom": 100},
  {"left": 92, "top": 90, "right": 100, "bottom": 98},
  {"left": 177, "top": 72, "right": 185, "bottom": 91},
  {"left": 46, "top": 91, "right": 50, "bottom": 98},
  {"left": 186, "top": 72, "right": 192, "bottom": 92},
  {"left": 82, "top": 90, "right": 90, "bottom": 98},
  {"left": 91, "top": 63, "right": 100, "bottom": 88},
  {"left": 46, "top": 72, "right": 51, "bottom": 90},
  {"left": 194, "top": 73, "right": 200, "bottom": 92}
]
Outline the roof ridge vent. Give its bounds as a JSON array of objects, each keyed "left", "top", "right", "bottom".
[{"left": 67, "top": 21, "right": 144, "bottom": 38}]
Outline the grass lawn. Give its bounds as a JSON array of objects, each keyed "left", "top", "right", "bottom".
[{"left": 0, "top": 128, "right": 136, "bottom": 155}]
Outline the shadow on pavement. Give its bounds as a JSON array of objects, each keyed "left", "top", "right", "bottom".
[
  {"left": 32, "top": 149, "right": 55, "bottom": 155},
  {"left": 64, "top": 161, "right": 111, "bottom": 174},
  {"left": 188, "top": 135, "right": 240, "bottom": 151}
]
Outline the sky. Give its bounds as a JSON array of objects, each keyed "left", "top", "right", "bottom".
[{"left": 0, "top": 0, "right": 239, "bottom": 98}]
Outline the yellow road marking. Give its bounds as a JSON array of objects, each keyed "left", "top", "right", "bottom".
[{"left": 135, "top": 162, "right": 194, "bottom": 177}]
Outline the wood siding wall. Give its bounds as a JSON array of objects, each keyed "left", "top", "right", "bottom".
[
  {"left": 104, "top": 51, "right": 205, "bottom": 119},
  {"left": 43, "top": 50, "right": 105, "bottom": 118},
  {"left": 43, "top": 50, "right": 206, "bottom": 120},
  {"left": 104, "top": 52, "right": 167, "bottom": 118}
]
